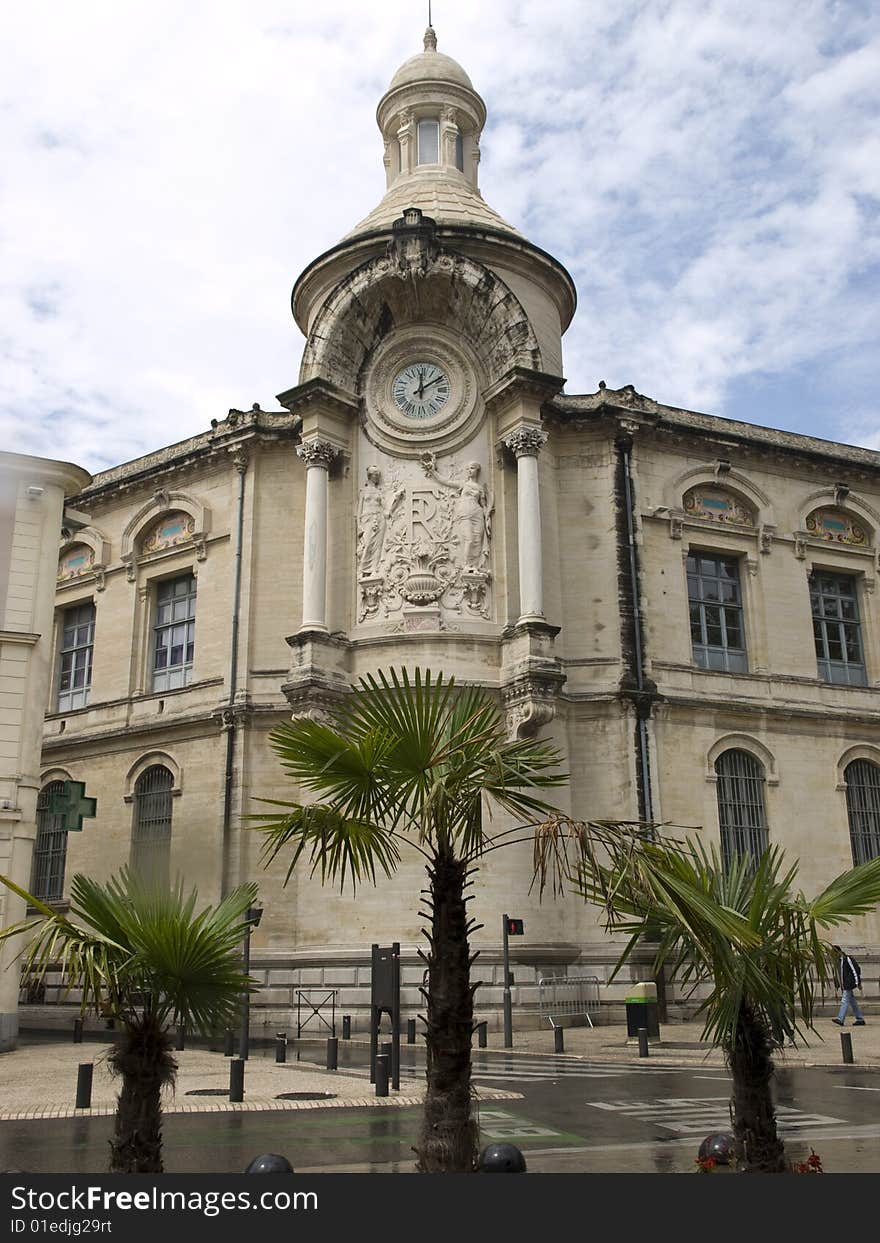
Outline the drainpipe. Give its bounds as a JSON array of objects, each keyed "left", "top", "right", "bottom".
[
  {"left": 221, "top": 450, "right": 248, "bottom": 895},
  {"left": 620, "top": 440, "right": 654, "bottom": 821},
  {"left": 618, "top": 434, "right": 667, "bottom": 1020}
]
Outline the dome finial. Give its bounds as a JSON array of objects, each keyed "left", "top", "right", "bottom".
[{"left": 424, "top": 1, "right": 437, "bottom": 51}]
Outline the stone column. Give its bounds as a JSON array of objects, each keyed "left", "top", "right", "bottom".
[
  {"left": 503, "top": 426, "right": 548, "bottom": 623},
  {"left": 296, "top": 438, "right": 338, "bottom": 632}
]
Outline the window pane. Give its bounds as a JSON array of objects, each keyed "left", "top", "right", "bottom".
[{"left": 417, "top": 119, "right": 439, "bottom": 164}]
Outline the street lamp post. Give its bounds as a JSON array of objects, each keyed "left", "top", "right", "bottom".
[
  {"left": 502, "top": 913, "right": 513, "bottom": 1049},
  {"left": 239, "top": 905, "right": 263, "bottom": 1060}
]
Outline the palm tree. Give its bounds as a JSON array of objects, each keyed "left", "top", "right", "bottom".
[
  {"left": 0, "top": 868, "right": 258, "bottom": 1173},
  {"left": 565, "top": 823, "right": 880, "bottom": 1172},
  {"left": 251, "top": 667, "right": 567, "bottom": 1173}
]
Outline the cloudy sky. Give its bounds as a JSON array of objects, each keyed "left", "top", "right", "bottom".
[{"left": 2, "top": 0, "right": 878, "bottom": 473}]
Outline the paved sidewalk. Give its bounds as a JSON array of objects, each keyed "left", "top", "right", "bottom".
[
  {"left": 2, "top": 1012, "right": 876, "bottom": 1123},
  {"left": 0, "top": 1042, "right": 520, "bottom": 1122},
  {"left": 489, "top": 1014, "right": 880, "bottom": 1069}
]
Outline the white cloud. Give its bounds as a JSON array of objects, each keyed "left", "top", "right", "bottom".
[{"left": 1, "top": 0, "right": 878, "bottom": 470}]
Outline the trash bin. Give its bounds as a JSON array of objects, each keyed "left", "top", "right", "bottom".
[{"left": 625, "top": 981, "right": 660, "bottom": 1040}]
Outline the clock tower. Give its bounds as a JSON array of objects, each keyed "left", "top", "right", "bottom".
[{"left": 275, "top": 24, "right": 579, "bottom": 965}]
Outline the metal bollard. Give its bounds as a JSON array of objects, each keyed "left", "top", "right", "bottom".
[
  {"left": 224, "top": 1028, "right": 235, "bottom": 1057},
  {"left": 375, "top": 1054, "right": 389, "bottom": 1097},
  {"left": 477, "top": 1021, "right": 488, "bottom": 1049},
  {"left": 406, "top": 1018, "right": 416, "bottom": 1044},
  {"left": 554, "top": 1026, "right": 565, "bottom": 1054},
  {"left": 275, "top": 1033, "right": 287, "bottom": 1064},
  {"left": 326, "top": 1036, "right": 338, "bottom": 1070},
  {"left": 342, "top": 1015, "right": 351, "bottom": 1040},
  {"left": 73, "top": 1018, "right": 83, "bottom": 1044},
  {"left": 381, "top": 1040, "right": 392, "bottom": 1064},
  {"left": 638, "top": 1027, "right": 650, "bottom": 1058},
  {"left": 75, "top": 1063, "right": 93, "bottom": 1109},
  {"left": 841, "top": 1032, "right": 854, "bottom": 1064},
  {"left": 176, "top": 1025, "right": 185, "bottom": 1051},
  {"left": 229, "top": 1058, "right": 245, "bottom": 1102}
]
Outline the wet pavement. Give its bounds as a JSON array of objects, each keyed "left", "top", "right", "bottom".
[{"left": 2, "top": 1036, "right": 879, "bottom": 1173}]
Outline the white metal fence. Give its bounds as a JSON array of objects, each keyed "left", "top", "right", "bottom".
[{"left": 538, "top": 975, "right": 601, "bottom": 1029}]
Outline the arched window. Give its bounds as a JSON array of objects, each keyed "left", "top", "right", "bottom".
[
  {"left": 844, "top": 760, "right": 880, "bottom": 865},
  {"left": 417, "top": 118, "right": 440, "bottom": 164},
  {"left": 131, "top": 765, "right": 173, "bottom": 888},
  {"left": 31, "top": 781, "right": 68, "bottom": 901},
  {"left": 715, "top": 749, "right": 768, "bottom": 870}
]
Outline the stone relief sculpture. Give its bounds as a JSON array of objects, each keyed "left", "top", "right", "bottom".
[
  {"left": 419, "top": 452, "right": 493, "bottom": 570},
  {"left": 356, "top": 466, "right": 403, "bottom": 576},
  {"left": 354, "top": 452, "right": 494, "bottom": 627}
]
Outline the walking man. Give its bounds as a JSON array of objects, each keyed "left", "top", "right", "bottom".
[{"left": 831, "top": 944, "right": 866, "bottom": 1027}]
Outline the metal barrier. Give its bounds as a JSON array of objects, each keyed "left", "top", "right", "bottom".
[
  {"left": 295, "top": 989, "right": 337, "bottom": 1038},
  {"left": 538, "top": 976, "right": 601, "bottom": 1030}
]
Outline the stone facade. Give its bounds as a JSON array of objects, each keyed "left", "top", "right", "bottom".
[
  {"left": 0, "top": 451, "right": 91, "bottom": 1049},
  {"left": 17, "top": 28, "right": 880, "bottom": 1035}
]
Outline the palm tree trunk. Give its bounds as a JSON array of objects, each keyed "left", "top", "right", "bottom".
[
  {"left": 108, "top": 1014, "right": 177, "bottom": 1173},
  {"left": 415, "top": 851, "right": 479, "bottom": 1173},
  {"left": 726, "top": 1002, "right": 787, "bottom": 1173}
]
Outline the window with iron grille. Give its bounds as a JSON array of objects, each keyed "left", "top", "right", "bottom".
[
  {"left": 57, "top": 602, "right": 95, "bottom": 712},
  {"left": 152, "top": 574, "right": 196, "bottom": 692},
  {"left": 715, "top": 748, "right": 768, "bottom": 870},
  {"left": 687, "top": 553, "right": 748, "bottom": 673},
  {"left": 131, "top": 765, "right": 173, "bottom": 888},
  {"left": 844, "top": 760, "right": 880, "bottom": 865},
  {"left": 31, "top": 781, "right": 67, "bottom": 901},
  {"left": 810, "top": 572, "right": 867, "bottom": 686}
]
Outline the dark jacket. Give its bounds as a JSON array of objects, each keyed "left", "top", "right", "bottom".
[{"left": 839, "top": 955, "right": 861, "bottom": 991}]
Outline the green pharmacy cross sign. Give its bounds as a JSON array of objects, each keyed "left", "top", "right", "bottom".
[{"left": 49, "top": 781, "right": 97, "bottom": 832}]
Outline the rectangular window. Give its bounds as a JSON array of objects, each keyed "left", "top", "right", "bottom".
[
  {"left": 686, "top": 553, "right": 748, "bottom": 673},
  {"left": 810, "top": 571, "right": 866, "bottom": 686},
  {"left": 57, "top": 602, "right": 95, "bottom": 711},
  {"left": 152, "top": 574, "right": 196, "bottom": 692},
  {"left": 417, "top": 119, "right": 440, "bottom": 165},
  {"left": 454, "top": 131, "right": 464, "bottom": 171}
]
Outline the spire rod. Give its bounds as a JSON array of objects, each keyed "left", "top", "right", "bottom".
[{"left": 424, "top": 1, "right": 437, "bottom": 51}]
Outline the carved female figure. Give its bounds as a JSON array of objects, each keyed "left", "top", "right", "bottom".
[
  {"left": 421, "top": 454, "right": 493, "bottom": 569},
  {"left": 357, "top": 466, "right": 402, "bottom": 576}
]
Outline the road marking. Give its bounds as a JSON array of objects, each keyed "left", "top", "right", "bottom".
[
  {"left": 478, "top": 1109, "right": 577, "bottom": 1141},
  {"left": 472, "top": 1058, "right": 672, "bottom": 1083},
  {"left": 834, "top": 1085, "right": 880, "bottom": 1092},
  {"left": 585, "top": 1096, "right": 845, "bottom": 1135}
]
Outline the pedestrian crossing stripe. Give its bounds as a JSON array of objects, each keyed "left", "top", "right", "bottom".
[
  {"left": 477, "top": 1109, "right": 585, "bottom": 1144},
  {"left": 471, "top": 1059, "right": 672, "bottom": 1082},
  {"left": 586, "top": 1097, "right": 846, "bottom": 1135}
]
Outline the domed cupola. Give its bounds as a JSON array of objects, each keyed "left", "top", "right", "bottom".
[{"left": 343, "top": 25, "right": 522, "bottom": 239}]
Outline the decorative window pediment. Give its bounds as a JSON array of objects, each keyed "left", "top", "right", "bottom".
[
  {"left": 805, "top": 507, "right": 869, "bottom": 548},
  {"left": 683, "top": 487, "right": 754, "bottom": 527},
  {"left": 140, "top": 511, "right": 197, "bottom": 555},
  {"left": 57, "top": 543, "right": 95, "bottom": 582}
]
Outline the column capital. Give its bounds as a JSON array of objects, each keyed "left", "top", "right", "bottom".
[
  {"left": 296, "top": 438, "right": 339, "bottom": 470},
  {"left": 503, "top": 426, "right": 547, "bottom": 459}
]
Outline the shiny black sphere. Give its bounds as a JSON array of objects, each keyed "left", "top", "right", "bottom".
[
  {"left": 698, "top": 1132, "right": 735, "bottom": 1165},
  {"left": 243, "top": 1153, "right": 295, "bottom": 1174},
  {"left": 476, "top": 1143, "right": 527, "bottom": 1173}
]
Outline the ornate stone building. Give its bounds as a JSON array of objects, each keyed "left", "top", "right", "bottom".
[{"left": 23, "top": 28, "right": 880, "bottom": 1031}]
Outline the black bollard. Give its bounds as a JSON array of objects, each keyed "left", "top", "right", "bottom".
[
  {"left": 326, "top": 1036, "right": 338, "bottom": 1070},
  {"left": 75, "top": 1063, "right": 93, "bottom": 1109},
  {"left": 477, "top": 1021, "right": 488, "bottom": 1049},
  {"left": 638, "top": 1027, "right": 650, "bottom": 1058},
  {"left": 244, "top": 1154, "right": 294, "bottom": 1174},
  {"left": 554, "top": 1026, "right": 565, "bottom": 1054},
  {"left": 342, "top": 1014, "right": 351, "bottom": 1040},
  {"left": 176, "top": 1025, "right": 185, "bottom": 1051},
  {"left": 841, "top": 1032, "right": 854, "bottom": 1064},
  {"left": 406, "top": 1018, "right": 416, "bottom": 1044},
  {"left": 73, "top": 1018, "right": 83, "bottom": 1044},
  {"left": 224, "top": 1028, "right": 235, "bottom": 1057},
  {"left": 375, "top": 1054, "right": 389, "bottom": 1097},
  {"left": 477, "top": 1143, "right": 527, "bottom": 1173},
  {"left": 275, "top": 1033, "right": 287, "bottom": 1064},
  {"left": 381, "top": 1040, "right": 392, "bottom": 1065},
  {"left": 229, "top": 1058, "right": 245, "bottom": 1102}
]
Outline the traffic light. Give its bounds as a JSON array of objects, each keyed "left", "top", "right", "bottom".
[{"left": 506, "top": 918, "right": 524, "bottom": 936}]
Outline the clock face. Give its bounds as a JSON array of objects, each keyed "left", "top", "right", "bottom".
[{"left": 392, "top": 362, "right": 450, "bottom": 420}]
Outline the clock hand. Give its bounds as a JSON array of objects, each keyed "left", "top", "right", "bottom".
[
  {"left": 421, "top": 374, "right": 445, "bottom": 391},
  {"left": 417, "top": 367, "right": 425, "bottom": 400}
]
